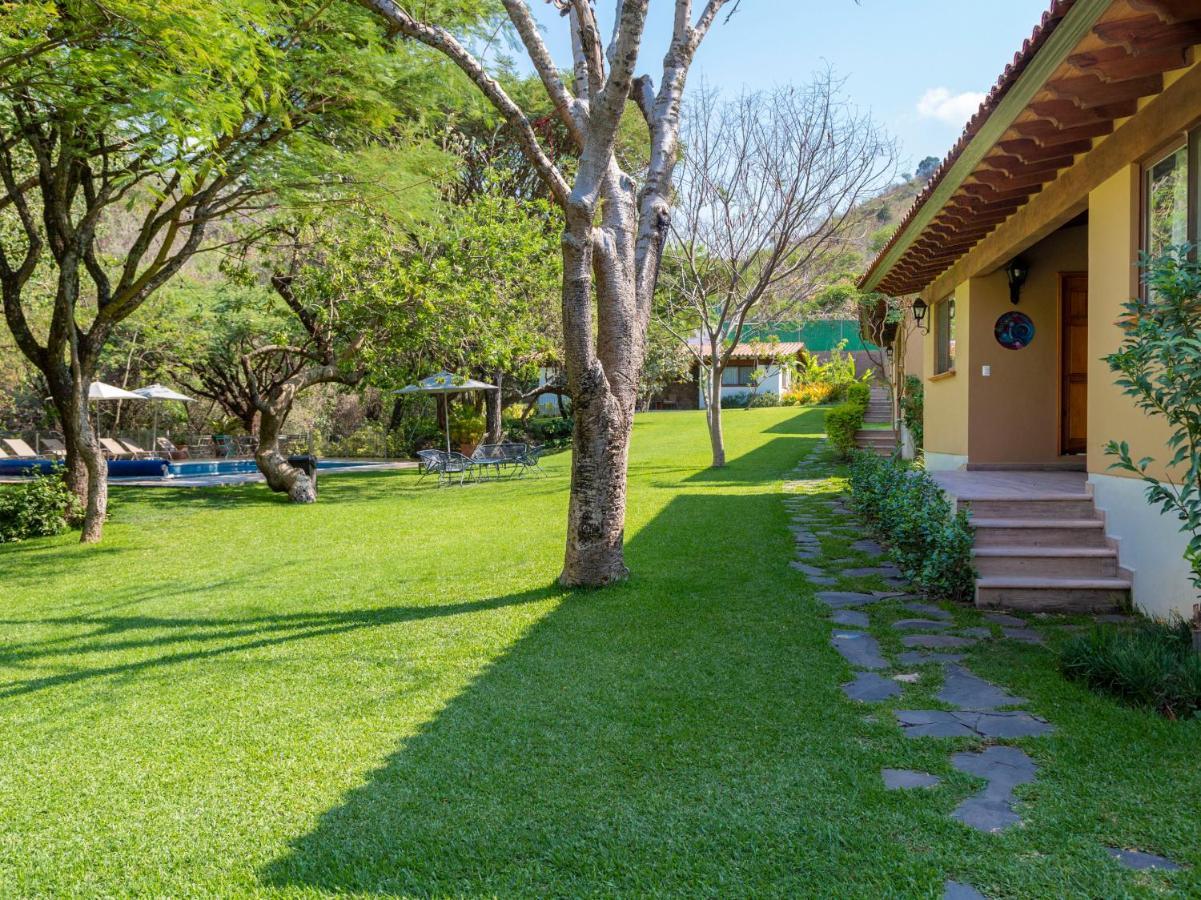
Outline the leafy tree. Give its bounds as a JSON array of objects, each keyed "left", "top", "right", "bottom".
[
  {"left": 0, "top": 0, "right": 487, "bottom": 540},
  {"left": 355, "top": 0, "right": 736, "bottom": 585},
  {"left": 1105, "top": 247, "right": 1201, "bottom": 595},
  {"left": 915, "top": 155, "right": 940, "bottom": 181}
]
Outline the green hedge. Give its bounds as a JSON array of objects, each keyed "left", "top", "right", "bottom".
[
  {"left": 847, "top": 452, "right": 976, "bottom": 603},
  {"left": 0, "top": 467, "right": 80, "bottom": 543},
  {"left": 825, "top": 382, "right": 870, "bottom": 459}
]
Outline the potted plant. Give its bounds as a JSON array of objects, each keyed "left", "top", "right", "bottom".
[{"left": 448, "top": 407, "right": 486, "bottom": 456}]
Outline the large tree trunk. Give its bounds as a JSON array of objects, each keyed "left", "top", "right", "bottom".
[
  {"left": 485, "top": 370, "right": 504, "bottom": 444},
  {"left": 706, "top": 364, "right": 726, "bottom": 468},
  {"left": 54, "top": 377, "right": 106, "bottom": 541},
  {"left": 254, "top": 404, "right": 316, "bottom": 503}
]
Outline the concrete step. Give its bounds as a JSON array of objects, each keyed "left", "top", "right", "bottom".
[
  {"left": 976, "top": 576, "right": 1130, "bottom": 614},
  {"left": 971, "top": 518, "right": 1109, "bottom": 548},
  {"left": 855, "top": 430, "right": 897, "bottom": 442},
  {"left": 962, "top": 496, "right": 1097, "bottom": 519},
  {"left": 972, "top": 545, "right": 1119, "bottom": 578}
]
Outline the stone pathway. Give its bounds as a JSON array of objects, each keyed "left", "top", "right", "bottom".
[
  {"left": 950, "top": 746, "right": 1038, "bottom": 832},
  {"left": 781, "top": 446, "right": 1182, "bottom": 894},
  {"left": 883, "top": 768, "right": 941, "bottom": 790}
]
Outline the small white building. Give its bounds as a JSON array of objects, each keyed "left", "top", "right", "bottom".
[{"left": 693, "top": 341, "right": 806, "bottom": 409}]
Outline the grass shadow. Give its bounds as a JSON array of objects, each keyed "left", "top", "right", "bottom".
[
  {"left": 257, "top": 489, "right": 869, "bottom": 895},
  {"left": 0, "top": 586, "right": 559, "bottom": 701}
]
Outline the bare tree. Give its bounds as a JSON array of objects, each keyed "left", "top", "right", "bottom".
[
  {"left": 355, "top": 0, "right": 736, "bottom": 586},
  {"left": 657, "top": 80, "right": 894, "bottom": 467}
]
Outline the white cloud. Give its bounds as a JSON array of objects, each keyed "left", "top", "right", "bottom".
[{"left": 916, "top": 87, "right": 987, "bottom": 125}]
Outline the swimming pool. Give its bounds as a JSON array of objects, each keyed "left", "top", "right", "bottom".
[{"left": 0, "top": 457, "right": 373, "bottom": 478}]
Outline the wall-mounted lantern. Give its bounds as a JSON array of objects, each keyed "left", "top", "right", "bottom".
[
  {"left": 1006, "top": 258, "right": 1030, "bottom": 305},
  {"left": 912, "top": 297, "right": 929, "bottom": 334}
]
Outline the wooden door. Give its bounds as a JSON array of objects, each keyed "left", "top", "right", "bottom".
[{"left": 1060, "top": 273, "right": 1088, "bottom": 455}]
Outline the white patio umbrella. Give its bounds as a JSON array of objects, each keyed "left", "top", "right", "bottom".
[
  {"left": 394, "top": 371, "right": 498, "bottom": 453},
  {"left": 87, "top": 381, "right": 144, "bottom": 436},
  {"left": 132, "top": 384, "right": 195, "bottom": 446},
  {"left": 88, "top": 381, "right": 143, "bottom": 400}
]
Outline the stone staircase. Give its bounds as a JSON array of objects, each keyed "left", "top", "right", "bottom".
[
  {"left": 863, "top": 388, "right": 893, "bottom": 424},
  {"left": 855, "top": 428, "right": 898, "bottom": 456},
  {"left": 855, "top": 388, "right": 896, "bottom": 456},
  {"left": 957, "top": 489, "right": 1132, "bottom": 613}
]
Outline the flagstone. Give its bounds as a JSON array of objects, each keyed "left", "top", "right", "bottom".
[{"left": 830, "top": 630, "right": 888, "bottom": 670}]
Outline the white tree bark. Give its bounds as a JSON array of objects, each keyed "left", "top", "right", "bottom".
[{"left": 355, "top": 0, "right": 734, "bottom": 586}]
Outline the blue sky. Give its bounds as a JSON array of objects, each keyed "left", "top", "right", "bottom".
[{"left": 513, "top": 1, "right": 1053, "bottom": 171}]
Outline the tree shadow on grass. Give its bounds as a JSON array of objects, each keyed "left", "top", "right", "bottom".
[
  {"left": 258, "top": 489, "right": 868, "bottom": 896},
  {"left": 683, "top": 435, "right": 820, "bottom": 486},
  {"left": 0, "top": 586, "right": 559, "bottom": 700}
]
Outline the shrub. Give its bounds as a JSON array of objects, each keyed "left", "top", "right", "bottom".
[
  {"left": 1060, "top": 618, "right": 1201, "bottom": 719},
  {"left": 524, "top": 416, "right": 574, "bottom": 449},
  {"left": 748, "top": 391, "right": 780, "bottom": 409},
  {"left": 720, "top": 392, "right": 749, "bottom": 410},
  {"left": 1104, "top": 246, "right": 1201, "bottom": 594},
  {"left": 825, "top": 402, "right": 865, "bottom": 459},
  {"left": 846, "top": 381, "right": 870, "bottom": 408},
  {"left": 784, "top": 382, "right": 838, "bottom": 407},
  {"left": 847, "top": 452, "right": 976, "bottom": 602},
  {"left": 0, "top": 468, "right": 81, "bottom": 543},
  {"left": 900, "top": 375, "right": 923, "bottom": 451},
  {"left": 448, "top": 408, "right": 486, "bottom": 448},
  {"left": 825, "top": 381, "right": 870, "bottom": 459}
]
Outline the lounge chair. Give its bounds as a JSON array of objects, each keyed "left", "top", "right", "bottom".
[
  {"left": 99, "top": 437, "right": 138, "bottom": 459},
  {"left": 119, "top": 439, "right": 164, "bottom": 459},
  {"left": 2, "top": 438, "right": 42, "bottom": 458},
  {"left": 40, "top": 438, "right": 68, "bottom": 458},
  {"left": 157, "top": 437, "right": 189, "bottom": 460}
]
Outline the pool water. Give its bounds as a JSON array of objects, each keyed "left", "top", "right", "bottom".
[
  {"left": 0, "top": 457, "right": 372, "bottom": 479},
  {"left": 167, "top": 459, "right": 369, "bottom": 477}
]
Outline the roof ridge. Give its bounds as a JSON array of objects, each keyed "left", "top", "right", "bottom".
[{"left": 859, "top": 0, "right": 1077, "bottom": 293}]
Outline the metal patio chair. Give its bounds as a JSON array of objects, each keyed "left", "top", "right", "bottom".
[{"left": 416, "top": 449, "right": 477, "bottom": 487}]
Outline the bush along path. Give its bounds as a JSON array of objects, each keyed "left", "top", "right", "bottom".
[{"left": 782, "top": 446, "right": 1184, "bottom": 898}]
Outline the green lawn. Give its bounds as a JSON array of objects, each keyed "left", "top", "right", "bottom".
[{"left": 1, "top": 409, "right": 1197, "bottom": 897}]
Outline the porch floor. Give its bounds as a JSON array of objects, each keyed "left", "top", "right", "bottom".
[{"left": 932, "top": 469, "right": 1089, "bottom": 500}]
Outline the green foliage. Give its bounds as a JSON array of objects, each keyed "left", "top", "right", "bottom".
[
  {"left": 1104, "top": 246, "right": 1201, "bottom": 593},
  {"left": 847, "top": 452, "right": 976, "bottom": 603},
  {"left": 900, "top": 375, "right": 924, "bottom": 451},
  {"left": 825, "top": 403, "right": 865, "bottom": 460},
  {"left": 522, "top": 416, "right": 574, "bottom": 449},
  {"left": 749, "top": 392, "right": 780, "bottom": 409},
  {"left": 0, "top": 468, "right": 81, "bottom": 543},
  {"left": 845, "top": 382, "right": 870, "bottom": 408},
  {"left": 721, "top": 392, "right": 750, "bottom": 410},
  {"left": 788, "top": 339, "right": 864, "bottom": 408},
  {"left": 447, "top": 407, "right": 485, "bottom": 448},
  {"left": 1061, "top": 619, "right": 1201, "bottom": 719}
]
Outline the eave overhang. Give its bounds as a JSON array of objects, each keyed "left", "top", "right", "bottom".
[{"left": 860, "top": 0, "right": 1201, "bottom": 297}]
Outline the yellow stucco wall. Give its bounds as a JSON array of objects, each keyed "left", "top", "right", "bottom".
[
  {"left": 922, "top": 281, "right": 970, "bottom": 458},
  {"left": 968, "top": 224, "right": 1089, "bottom": 465},
  {"left": 1087, "top": 166, "right": 1176, "bottom": 481}
]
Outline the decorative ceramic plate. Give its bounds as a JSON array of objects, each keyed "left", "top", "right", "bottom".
[{"left": 995, "top": 311, "right": 1035, "bottom": 350}]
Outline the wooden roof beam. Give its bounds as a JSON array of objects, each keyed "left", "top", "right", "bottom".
[
  {"left": 1027, "top": 97, "right": 1136, "bottom": 127},
  {"left": 1093, "top": 15, "right": 1201, "bottom": 53},
  {"left": 994, "top": 137, "right": 1095, "bottom": 161},
  {"left": 1045, "top": 72, "right": 1164, "bottom": 108},
  {"left": 1067, "top": 45, "right": 1192, "bottom": 81},
  {"left": 1125, "top": 0, "right": 1201, "bottom": 26}
]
